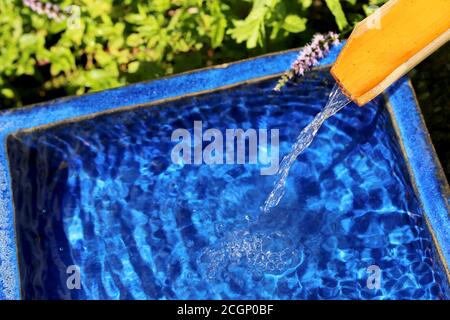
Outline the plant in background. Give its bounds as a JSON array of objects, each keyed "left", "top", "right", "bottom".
[
  {"left": 227, "top": 0, "right": 308, "bottom": 49},
  {"left": 227, "top": 0, "right": 354, "bottom": 49},
  {"left": 0, "top": 0, "right": 386, "bottom": 109},
  {"left": 274, "top": 31, "right": 340, "bottom": 91}
]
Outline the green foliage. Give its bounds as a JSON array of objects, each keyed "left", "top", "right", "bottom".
[
  {"left": 324, "top": 0, "right": 348, "bottom": 30},
  {"left": 0, "top": 0, "right": 381, "bottom": 108}
]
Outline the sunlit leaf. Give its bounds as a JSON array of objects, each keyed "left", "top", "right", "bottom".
[
  {"left": 282, "top": 15, "right": 307, "bottom": 33},
  {"left": 325, "top": 0, "right": 349, "bottom": 31}
]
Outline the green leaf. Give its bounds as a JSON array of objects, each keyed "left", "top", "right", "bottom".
[
  {"left": 325, "top": 0, "right": 349, "bottom": 31},
  {"left": 125, "top": 13, "right": 147, "bottom": 25},
  {"left": 229, "top": 18, "right": 265, "bottom": 49},
  {"left": 127, "top": 61, "right": 140, "bottom": 73},
  {"left": 208, "top": 0, "right": 227, "bottom": 48},
  {"left": 227, "top": 0, "right": 279, "bottom": 49},
  {"left": 152, "top": 0, "right": 171, "bottom": 12},
  {"left": 210, "top": 19, "right": 226, "bottom": 48},
  {"left": 298, "top": 0, "right": 313, "bottom": 8},
  {"left": 1, "top": 88, "right": 14, "bottom": 99},
  {"left": 282, "top": 15, "right": 307, "bottom": 33},
  {"left": 369, "top": 0, "right": 388, "bottom": 5},
  {"left": 95, "top": 49, "right": 112, "bottom": 67},
  {"left": 49, "top": 47, "right": 75, "bottom": 76},
  {"left": 19, "top": 34, "right": 39, "bottom": 51},
  {"left": 126, "top": 34, "right": 144, "bottom": 47}
]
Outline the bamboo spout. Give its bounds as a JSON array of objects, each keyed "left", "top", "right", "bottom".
[{"left": 331, "top": 0, "right": 450, "bottom": 106}]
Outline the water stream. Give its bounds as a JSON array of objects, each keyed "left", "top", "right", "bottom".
[{"left": 262, "top": 84, "right": 351, "bottom": 213}]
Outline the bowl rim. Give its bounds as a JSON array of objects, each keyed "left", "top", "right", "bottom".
[{"left": 0, "top": 43, "right": 448, "bottom": 299}]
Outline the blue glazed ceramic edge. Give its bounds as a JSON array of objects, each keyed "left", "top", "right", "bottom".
[
  {"left": 386, "top": 81, "right": 450, "bottom": 280},
  {"left": 0, "top": 42, "right": 448, "bottom": 299}
]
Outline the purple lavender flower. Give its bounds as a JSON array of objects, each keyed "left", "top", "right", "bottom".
[
  {"left": 23, "top": 0, "right": 65, "bottom": 22},
  {"left": 274, "top": 32, "right": 340, "bottom": 91}
]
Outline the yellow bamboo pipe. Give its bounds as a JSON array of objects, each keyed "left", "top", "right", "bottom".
[{"left": 331, "top": 0, "right": 450, "bottom": 106}]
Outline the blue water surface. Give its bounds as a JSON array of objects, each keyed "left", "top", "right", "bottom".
[{"left": 7, "top": 70, "right": 448, "bottom": 299}]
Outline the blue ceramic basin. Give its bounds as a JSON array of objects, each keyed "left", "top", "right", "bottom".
[{"left": 0, "top": 44, "right": 448, "bottom": 299}]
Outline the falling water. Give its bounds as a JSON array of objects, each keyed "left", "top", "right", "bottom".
[{"left": 262, "top": 84, "right": 351, "bottom": 213}]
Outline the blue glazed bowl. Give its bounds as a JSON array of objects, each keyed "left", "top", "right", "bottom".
[{"left": 0, "top": 44, "right": 448, "bottom": 300}]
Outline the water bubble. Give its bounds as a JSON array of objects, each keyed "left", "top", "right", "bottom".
[{"left": 198, "top": 230, "right": 303, "bottom": 280}]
